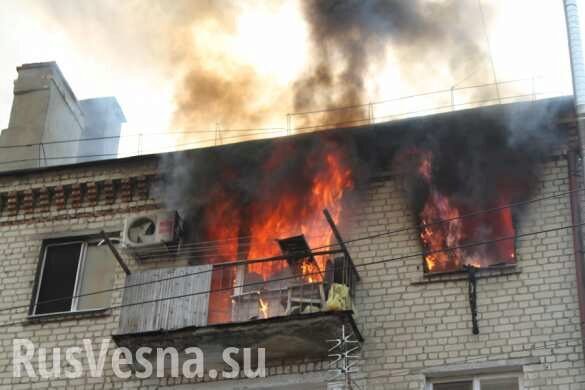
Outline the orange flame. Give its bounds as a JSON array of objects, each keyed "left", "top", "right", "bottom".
[
  {"left": 420, "top": 191, "right": 464, "bottom": 272},
  {"left": 259, "top": 298, "right": 269, "bottom": 319},
  {"left": 247, "top": 145, "right": 353, "bottom": 278},
  {"left": 414, "top": 149, "right": 516, "bottom": 272},
  {"left": 202, "top": 140, "right": 353, "bottom": 323}
]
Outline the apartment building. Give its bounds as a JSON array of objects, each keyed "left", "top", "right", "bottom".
[{"left": 0, "top": 64, "right": 584, "bottom": 389}]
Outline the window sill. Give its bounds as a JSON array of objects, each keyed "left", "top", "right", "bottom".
[
  {"left": 25, "top": 308, "right": 112, "bottom": 325},
  {"left": 422, "top": 356, "right": 538, "bottom": 378},
  {"left": 411, "top": 265, "right": 521, "bottom": 285}
]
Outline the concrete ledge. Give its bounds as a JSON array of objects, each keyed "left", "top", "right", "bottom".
[
  {"left": 411, "top": 265, "right": 521, "bottom": 285},
  {"left": 173, "top": 371, "right": 328, "bottom": 389},
  {"left": 421, "top": 357, "right": 540, "bottom": 379},
  {"left": 113, "top": 310, "right": 361, "bottom": 369}
]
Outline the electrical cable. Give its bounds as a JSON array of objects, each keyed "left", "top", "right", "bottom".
[
  {"left": 0, "top": 186, "right": 579, "bottom": 314},
  {"left": 0, "top": 77, "right": 556, "bottom": 153},
  {"left": 0, "top": 132, "right": 284, "bottom": 165},
  {"left": 477, "top": 0, "right": 501, "bottom": 103},
  {"left": 137, "top": 185, "right": 580, "bottom": 260},
  {"left": 0, "top": 220, "right": 582, "bottom": 328},
  {"left": 316, "top": 335, "right": 585, "bottom": 381}
]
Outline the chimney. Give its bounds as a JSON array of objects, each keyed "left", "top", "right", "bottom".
[
  {"left": 0, "top": 62, "right": 125, "bottom": 171},
  {"left": 78, "top": 97, "right": 126, "bottom": 162}
]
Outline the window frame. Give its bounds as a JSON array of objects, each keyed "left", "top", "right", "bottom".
[
  {"left": 30, "top": 235, "right": 117, "bottom": 317},
  {"left": 426, "top": 373, "right": 524, "bottom": 390},
  {"left": 420, "top": 210, "right": 520, "bottom": 275}
]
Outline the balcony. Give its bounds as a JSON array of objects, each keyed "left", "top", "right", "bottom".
[{"left": 112, "top": 238, "right": 360, "bottom": 367}]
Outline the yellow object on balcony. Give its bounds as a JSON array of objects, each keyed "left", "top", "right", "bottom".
[{"left": 326, "top": 283, "right": 350, "bottom": 311}]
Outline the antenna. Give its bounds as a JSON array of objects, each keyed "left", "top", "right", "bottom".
[{"left": 327, "top": 325, "right": 362, "bottom": 390}]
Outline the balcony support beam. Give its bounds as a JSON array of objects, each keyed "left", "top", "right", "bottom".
[{"left": 100, "top": 230, "right": 131, "bottom": 275}]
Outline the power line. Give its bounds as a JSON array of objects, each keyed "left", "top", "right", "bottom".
[
  {"left": 0, "top": 128, "right": 286, "bottom": 149},
  {"left": 359, "top": 220, "right": 581, "bottom": 269},
  {"left": 53, "top": 183, "right": 585, "bottom": 265},
  {"left": 0, "top": 250, "right": 337, "bottom": 316},
  {"left": 0, "top": 132, "right": 285, "bottom": 166},
  {"left": 140, "top": 176, "right": 580, "bottom": 260},
  {"left": 314, "top": 336, "right": 585, "bottom": 383},
  {"left": 329, "top": 336, "right": 585, "bottom": 382},
  {"left": 0, "top": 77, "right": 558, "bottom": 154},
  {"left": 147, "top": 178, "right": 572, "bottom": 261},
  {"left": 0, "top": 185, "right": 579, "bottom": 315},
  {"left": 289, "top": 77, "right": 541, "bottom": 117},
  {"left": 0, "top": 92, "right": 564, "bottom": 165},
  {"left": 1, "top": 220, "right": 582, "bottom": 328},
  {"left": 292, "top": 91, "right": 556, "bottom": 132},
  {"left": 339, "top": 186, "right": 582, "bottom": 249},
  {"left": 477, "top": 0, "right": 501, "bottom": 103}
]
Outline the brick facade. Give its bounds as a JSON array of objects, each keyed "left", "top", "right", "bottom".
[
  {"left": 348, "top": 157, "right": 585, "bottom": 389},
  {"left": 0, "top": 148, "right": 584, "bottom": 389}
]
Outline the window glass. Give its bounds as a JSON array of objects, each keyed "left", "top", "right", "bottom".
[
  {"left": 480, "top": 377, "right": 519, "bottom": 390},
  {"left": 434, "top": 381, "right": 473, "bottom": 390},
  {"left": 77, "top": 243, "right": 116, "bottom": 310},
  {"left": 35, "top": 242, "right": 82, "bottom": 314}
]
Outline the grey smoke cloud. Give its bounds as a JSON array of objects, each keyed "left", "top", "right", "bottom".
[
  {"left": 294, "top": 0, "right": 491, "bottom": 119},
  {"left": 28, "top": 0, "right": 495, "bottom": 133}
]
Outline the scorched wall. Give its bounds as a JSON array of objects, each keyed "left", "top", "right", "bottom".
[{"left": 0, "top": 133, "right": 584, "bottom": 389}]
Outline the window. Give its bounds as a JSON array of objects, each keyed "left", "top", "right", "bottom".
[
  {"left": 31, "top": 237, "right": 117, "bottom": 316},
  {"left": 428, "top": 374, "right": 522, "bottom": 390},
  {"left": 433, "top": 381, "right": 473, "bottom": 390}
]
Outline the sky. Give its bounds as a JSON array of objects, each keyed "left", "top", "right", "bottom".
[{"left": 0, "top": 0, "right": 579, "bottom": 155}]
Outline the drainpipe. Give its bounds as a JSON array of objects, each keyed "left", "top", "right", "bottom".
[
  {"left": 565, "top": 0, "right": 585, "bottom": 120},
  {"left": 564, "top": 0, "right": 585, "bottom": 358},
  {"left": 567, "top": 150, "right": 585, "bottom": 357}
]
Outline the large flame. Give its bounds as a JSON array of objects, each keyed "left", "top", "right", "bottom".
[
  {"left": 415, "top": 149, "right": 516, "bottom": 272},
  {"left": 202, "top": 140, "right": 353, "bottom": 323},
  {"left": 247, "top": 148, "right": 353, "bottom": 276}
]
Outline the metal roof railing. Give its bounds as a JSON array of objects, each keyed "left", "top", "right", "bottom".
[{"left": 0, "top": 76, "right": 569, "bottom": 169}]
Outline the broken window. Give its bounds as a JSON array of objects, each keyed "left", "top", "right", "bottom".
[{"left": 32, "top": 237, "right": 117, "bottom": 316}]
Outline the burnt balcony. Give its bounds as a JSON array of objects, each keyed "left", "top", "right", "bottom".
[{"left": 113, "top": 236, "right": 360, "bottom": 367}]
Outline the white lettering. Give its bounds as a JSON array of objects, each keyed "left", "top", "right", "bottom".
[
  {"left": 182, "top": 347, "right": 204, "bottom": 378},
  {"left": 222, "top": 347, "right": 240, "bottom": 379},
  {"left": 243, "top": 348, "right": 266, "bottom": 378},
  {"left": 83, "top": 339, "right": 109, "bottom": 377},
  {"left": 38, "top": 346, "right": 61, "bottom": 378},
  {"left": 156, "top": 347, "right": 179, "bottom": 377},
  {"left": 64, "top": 346, "right": 83, "bottom": 379},
  {"left": 112, "top": 347, "right": 133, "bottom": 379},
  {"left": 135, "top": 347, "right": 153, "bottom": 379},
  {"left": 12, "top": 339, "right": 36, "bottom": 378}
]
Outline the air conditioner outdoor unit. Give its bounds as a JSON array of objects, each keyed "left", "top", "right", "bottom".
[{"left": 122, "top": 211, "right": 182, "bottom": 250}]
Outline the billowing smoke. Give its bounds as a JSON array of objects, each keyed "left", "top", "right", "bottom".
[
  {"left": 169, "top": 1, "right": 290, "bottom": 133},
  {"left": 173, "top": 65, "right": 270, "bottom": 132},
  {"left": 162, "top": 131, "right": 361, "bottom": 238},
  {"left": 29, "top": 0, "right": 287, "bottom": 134},
  {"left": 293, "top": 0, "right": 491, "bottom": 127},
  {"left": 31, "top": 0, "right": 495, "bottom": 134},
  {"left": 391, "top": 100, "right": 569, "bottom": 272}
]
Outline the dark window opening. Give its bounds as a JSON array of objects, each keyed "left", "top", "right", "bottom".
[
  {"left": 35, "top": 243, "right": 82, "bottom": 314},
  {"left": 32, "top": 237, "right": 117, "bottom": 316}
]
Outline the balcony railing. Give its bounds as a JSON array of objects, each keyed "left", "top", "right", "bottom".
[
  {"left": 117, "top": 248, "right": 359, "bottom": 335},
  {"left": 114, "top": 211, "right": 361, "bottom": 365},
  {"left": 210, "top": 248, "right": 358, "bottom": 325}
]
